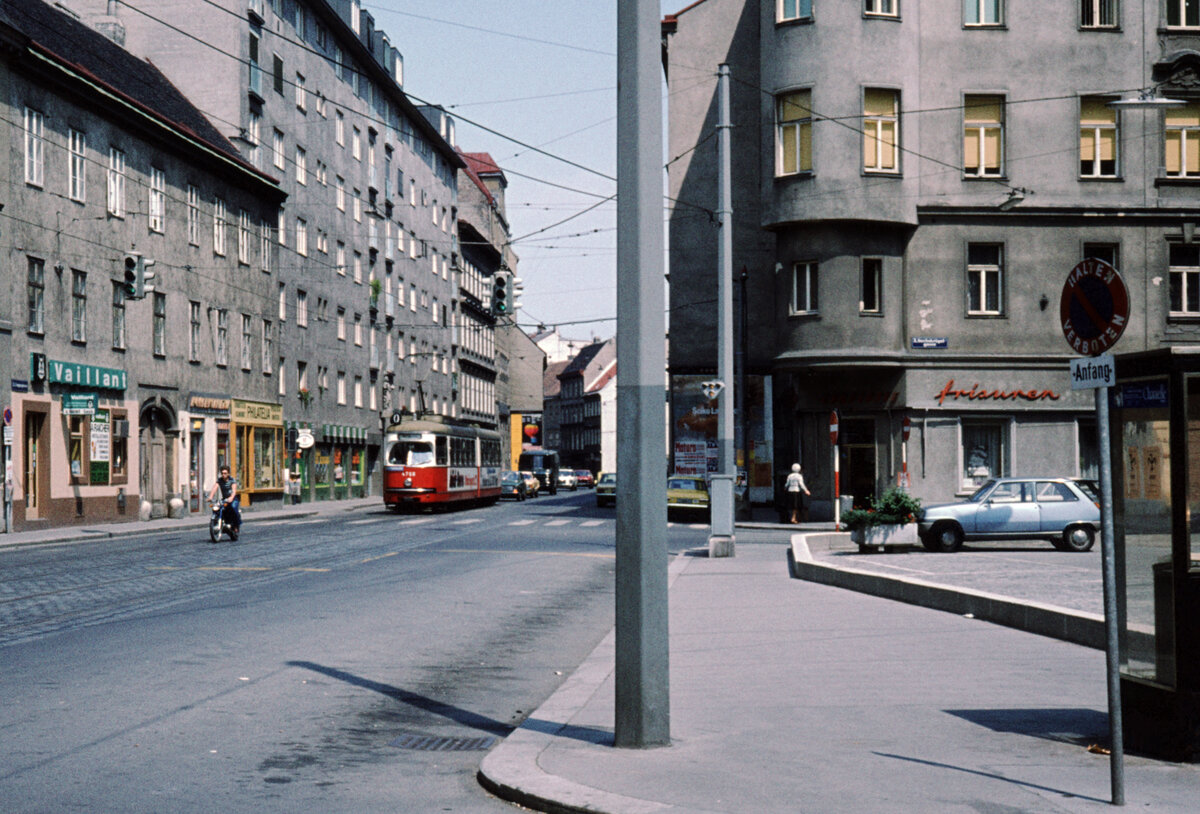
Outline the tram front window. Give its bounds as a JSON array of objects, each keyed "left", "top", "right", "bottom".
[{"left": 388, "top": 441, "right": 434, "bottom": 466}]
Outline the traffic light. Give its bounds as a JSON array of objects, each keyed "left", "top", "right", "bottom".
[
  {"left": 510, "top": 276, "right": 523, "bottom": 311},
  {"left": 491, "top": 270, "right": 510, "bottom": 316},
  {"left": 140, "top": 257, "right": 156, "bottom": 298},
  {"left": 122, "top": 253, "right": 140, "bottom": 298}
]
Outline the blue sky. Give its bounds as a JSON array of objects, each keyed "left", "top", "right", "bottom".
[{"left": 368, "top": 1, "right": 679, "bottom": 340}]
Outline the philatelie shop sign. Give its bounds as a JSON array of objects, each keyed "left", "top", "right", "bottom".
[{"left": 1060, "top": 258, "right": 1129, "bottom": 356}]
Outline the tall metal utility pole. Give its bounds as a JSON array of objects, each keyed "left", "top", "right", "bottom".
[
  {"left": 614, "top": 0, "right": 669, "bottom": 748},
  {"left": 708, "top": 64, "right": 735, "bottom": 557}
]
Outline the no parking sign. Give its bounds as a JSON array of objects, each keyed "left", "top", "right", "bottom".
[{"left": 1061, "top": 258, "right": 1129, "bottom": 356}]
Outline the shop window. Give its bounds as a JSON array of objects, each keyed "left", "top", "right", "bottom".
[
  {"left": 68, "top": 415, "right": 87, "bottom": 484},
  {"left": 961, "top": 419, "right": 1008, "bottom": 490}
]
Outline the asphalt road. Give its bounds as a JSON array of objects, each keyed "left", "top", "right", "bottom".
[{"left": 0, "top": 491, "right": 709, "bottom": 813}]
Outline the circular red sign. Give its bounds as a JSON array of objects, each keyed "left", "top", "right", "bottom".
[
  {"left": 901, "top": 416, "right": 911, "bottom": 442},
  {"left": 1061, "top": 258, "right": 1129, "bottom": 356}
]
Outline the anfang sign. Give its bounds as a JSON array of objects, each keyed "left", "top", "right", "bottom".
[
  {"left": 1060, "top": 258, "right": 1129, "bottom": 356},
  {"left": 1070, "top": 353, "right": 1115, "bottom": 390}
]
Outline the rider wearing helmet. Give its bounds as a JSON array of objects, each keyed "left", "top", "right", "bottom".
[{"left": 208, "top": 465, "right": 242, "bottom": 534}]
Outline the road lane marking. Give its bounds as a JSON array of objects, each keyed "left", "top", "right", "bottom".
[
  {"left": 439, "top": 548, "right": 614, "bottom": 559},
  {"left": 453, "top": 518, "right": 484, "bottom": 525},
  {"left": 360, "top": 552, "right": 399, "bottom": 563},
  {"left": 198, "top": 566, "right": 271, "bottom": 572},
  {"left": 349, "top": 518, "right": 388, "bottom": 525},
  {"left": 287, "top": 567, "right": 330, "bottom": 572},
  {"left": 509, "top": 520, "right": 537, "bottom": 526},
  {"left": 581, "top": 520, "right": 605, "bottom": 527},
  {"left": 545, "top": 520, "right": 571, "bottom": 527}
]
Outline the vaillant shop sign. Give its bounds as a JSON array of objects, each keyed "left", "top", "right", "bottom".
[{"left": 32, "top": 355, "right": 127, "bottom": 391}]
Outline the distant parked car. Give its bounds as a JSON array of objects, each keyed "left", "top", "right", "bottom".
[
  {"left": 667, "top": 475, "right": 710, "bottom": 519},
  {"left": 575, "top": 470, "right": 595, "bottom": 488},
  {"left": 499, "top": 471, "right": 528, "bottom": 501},
  {"left": 520, "top": 471, "right": 541, "bottom": 498},
  {"left": 557, "top": 470, "right": 578, "bottom": 491},
  {"left": 918, "top": 477, "right": 1100, "bottom": 553},
  {"left": 595, "top": 472, "right": 616, "bottom": 507}
]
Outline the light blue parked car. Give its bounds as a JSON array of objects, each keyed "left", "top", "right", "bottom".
[{"left": 918, "top": 477, "right": 1101, "bottom": 553}]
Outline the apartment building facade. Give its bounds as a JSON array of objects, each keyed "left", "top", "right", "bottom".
[
  {"left": 66, "top": 0, "right": 465, "bottom": 503},
  {"left": 664, "top": 0, "right": 1200, "bottom": 514},
  {"left": 1, "top": 0, "right": 285, "bottom": 529}
]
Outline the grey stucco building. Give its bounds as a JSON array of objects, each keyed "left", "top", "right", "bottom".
[
  {"left": 2, "top": 0, "right": 285, "bottom": 528},
  {"left": 664, "top": 0, "right": 1200, "bottom": 514},
  {"left": 63, "top": 0, "right": 465, "bottom": 505}
]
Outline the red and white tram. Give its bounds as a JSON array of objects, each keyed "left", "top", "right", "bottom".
[{"left": 383, "top": 416, "right": 502, "bottom": 510}]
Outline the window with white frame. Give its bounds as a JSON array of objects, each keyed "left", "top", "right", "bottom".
[
  {"left": 777, "top": 90, "right": 812, "bottom": 176},
  {"left": 353, "top": 251, "right": 362, "bottom": 282},
  {"left": 863, "top": 89, "right": 899, "bottom": 173},
  {"left": 1080, "top": 96, "right": 1118, "bottom": 177},
  {"left": 354, "top": 376, "right": 363, "bottom": 408},
  {"left": 107, "top": 147, "right": 125, "bottom": 217},
  {"left": 964, "top": 94, "right": 1004, "bottom": 177},
  {"left": 187, "top": 184, "right": 200, "bottom": 245},
  {"left": 336, "top": 175, "right": 345, "bottom": 210},
  {"left": 337, "top": 371, "right": 346, "bottom": 404},
  {"left": 790, "top": 261, "right": 818, "bottom": 314},
  {"left": 1170, "top": 243, "right": 1200, "bottom": 315},
  {"left": 213, "top": 197, "right": 227, "bottom": 255},
  {"left": 335, "top": 110, "right": 345, "bottom": 145},
  {"left": 297, "top": 289, "right": 308, "bottom": 326},
  {"left": 278, "top": 357, "right": 286, "bottom": 396},
  {"left": 238, "top": 209, "right": 250, "bottom": 264},
  {"left": 149, "top": 167, "right": 165, "bottom": 232},
  {"left": 861, "top": 258, "right": 882, "bottom": 314},
  {"left": 1168, "top": 0, "right": 1200, "bottom": 27},
  {"left": 295, "top": 72, "right": 306, "bottom": 111},
  {"left": 216, "top": 309, "right": 228, "bottom": 366},
  {"left": 778, "top": 0, "right": 812, "bottom": 22},
  {"left": 352, "top": 126, "right": 362, "bottom": 160},
  {"left": 337, "top": 307, "right": 346, "bottom": 340},
  {"left": 1081, "top": 0, "right": 1117, "bottom": 27},
  {"left": 966, "top": 243, "right": 1003, "bottom": 316},
  {"left": 353, "top": 313, "right": 363, "bottom": 346},
  {"left": 262, "top": 319, "right": 273, "bottom": 373},
  {"left": 298, "top": 360, "right": 308, "bottom": 391},
  {"left": 295, "top": 145, "right": 307, "bottom": 184},
  {"left": 865, "top": 0, "right": 897, "bottom": 16},
  {"left": 260, "top": 218, "right": 272, "bottom": 272},
  {"left": 68, "top": 128, "right": 86, "bottom": 202},
  {"left": 353, "top": 189, "right": 362, "bottom": 222},
  {"left": 241, "top": 314, "right": 253, "bottom": 370},
  {"left": 1165, "top": 100, "right": 1200, "bottom": 178},
  {"left": 296, "top": 217, "right": 308, "bottom": 257},
  {"left": 964, "top": 0, "right": 1003, "bottom": 26},
  {"left": 246, "top": 111, "right": 261, "bottom": 166},
  {"left": 71, "top": 270, "right": 86, "bottom": 343},
  {"left": 112, "top": 282, "right": 126, "bottom": 349},
  {"left": 336, "top": 242, "right": 346, "bottom": 275},
  {"left": 272, "top": 128, "right": 284, "bottom": 169},
  {"left": 189, "top": 300, "right": 201, "bottom": 361},
  {"left": 153, "top": 293, "right": 166, "bottom": 356},
  {"left": 27, "top": 257, "right": 44, "bottom": 334},
  {"left": 277, "top": 208, "right": 286, "bottom": 246},
  {"left": 24, "top": 106, "right": 44, "bottom": 186}
]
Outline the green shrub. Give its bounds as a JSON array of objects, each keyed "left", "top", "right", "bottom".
[{"left": 841, "top": 487, "right": 922, "bottom": 530}]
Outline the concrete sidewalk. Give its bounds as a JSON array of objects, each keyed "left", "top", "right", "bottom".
[
  {"left": 0, "top": 495, "right": 379, "bottom": 550},
  {"left": 480, "top": 540, "right": 1198, "bottom": 813}
]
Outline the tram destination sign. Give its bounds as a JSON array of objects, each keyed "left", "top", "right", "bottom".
[{"left": 1060, "top": 258, "right": 1129, "bottom": 356}]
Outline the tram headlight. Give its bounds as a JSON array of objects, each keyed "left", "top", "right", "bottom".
[{"left": 404, "top": 477, "right": 413, "bottom": 488}]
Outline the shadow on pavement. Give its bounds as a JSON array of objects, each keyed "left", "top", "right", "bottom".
[
  {"left": 286, "top": 660, "right": 513, "bottom": 737},
  {"left": 946, "top": 707, "right": 1109, "bottom": 746},
  {"left": 872, "top": 751, "right": 1109, "bottom": 804}
]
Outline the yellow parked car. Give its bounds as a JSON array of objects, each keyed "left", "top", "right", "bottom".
[
  {"left": 667, "top": 475, "right": 710, "bottom": 518},
  {"left": 595, "top": 472, "right": 616, "bottom": 507}
]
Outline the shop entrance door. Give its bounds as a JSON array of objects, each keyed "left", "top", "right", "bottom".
[
  {"left": 140, "top": 406, "right": 174, "bottom": 518},
  {"left": 23, "top": 412, "right": 46, "bottom": 519},
  {"left": 840, "top": 418, "right": 877, "bottom": 508},
  {"left": 189, "top": 429, "right": 203, "bottom": 513}
]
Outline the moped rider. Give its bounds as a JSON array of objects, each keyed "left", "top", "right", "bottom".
[{"left": 208, "top": 465, "right": 242, "bottom": 534}]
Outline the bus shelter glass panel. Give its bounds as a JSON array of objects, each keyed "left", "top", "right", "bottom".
[{"left": 1116, "top": 379, "right": 1173, "bottom": 687}]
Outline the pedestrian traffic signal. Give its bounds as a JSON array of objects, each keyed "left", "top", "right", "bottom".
[
  {"left": 122, "top": 253, "right": 140, "bottom": 298},
  {"left": 491, "top": 270, "right": 510, "bottom": 316}
]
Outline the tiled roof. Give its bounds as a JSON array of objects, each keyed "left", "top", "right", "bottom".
[
  {"left": 458, "top": 149, "right": 498, "bottom": 205},
  {"left": 543, "top": 360, "right": 570, "bottom": 398},
  {"left": 586, "top": 362, "right": 617, "bottom": 394},
  {"left": 2, "top": 0, "right": 260, "bottom": 179}
]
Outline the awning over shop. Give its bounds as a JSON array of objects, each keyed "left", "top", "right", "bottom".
[{"left": 321, "top": 423, "right": 367, "bottom": 443}]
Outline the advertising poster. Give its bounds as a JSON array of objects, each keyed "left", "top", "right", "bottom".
[
  {"left": 671, "top": 375, "right": 771, "bottom": 500},
  {"left": 90, "top": 409, "right": 110, "bottom": 485}
]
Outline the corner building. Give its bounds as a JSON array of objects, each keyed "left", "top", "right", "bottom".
[{"left": 664, "top": 0, "right": 1200, "bottom": 514}]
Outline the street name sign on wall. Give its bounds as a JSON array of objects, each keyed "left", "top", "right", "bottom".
[{"left": 1060, "top": 258, "right": 1129, "bottom": 356}]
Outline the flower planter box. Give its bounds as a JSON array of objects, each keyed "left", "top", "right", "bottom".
[{"left": 849, "top": 523, "right": 919, "bottom": 553}]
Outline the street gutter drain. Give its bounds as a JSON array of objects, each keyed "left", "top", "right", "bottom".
[{"left": 389, "top": 733, "right": 496, "bottom": 751}]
